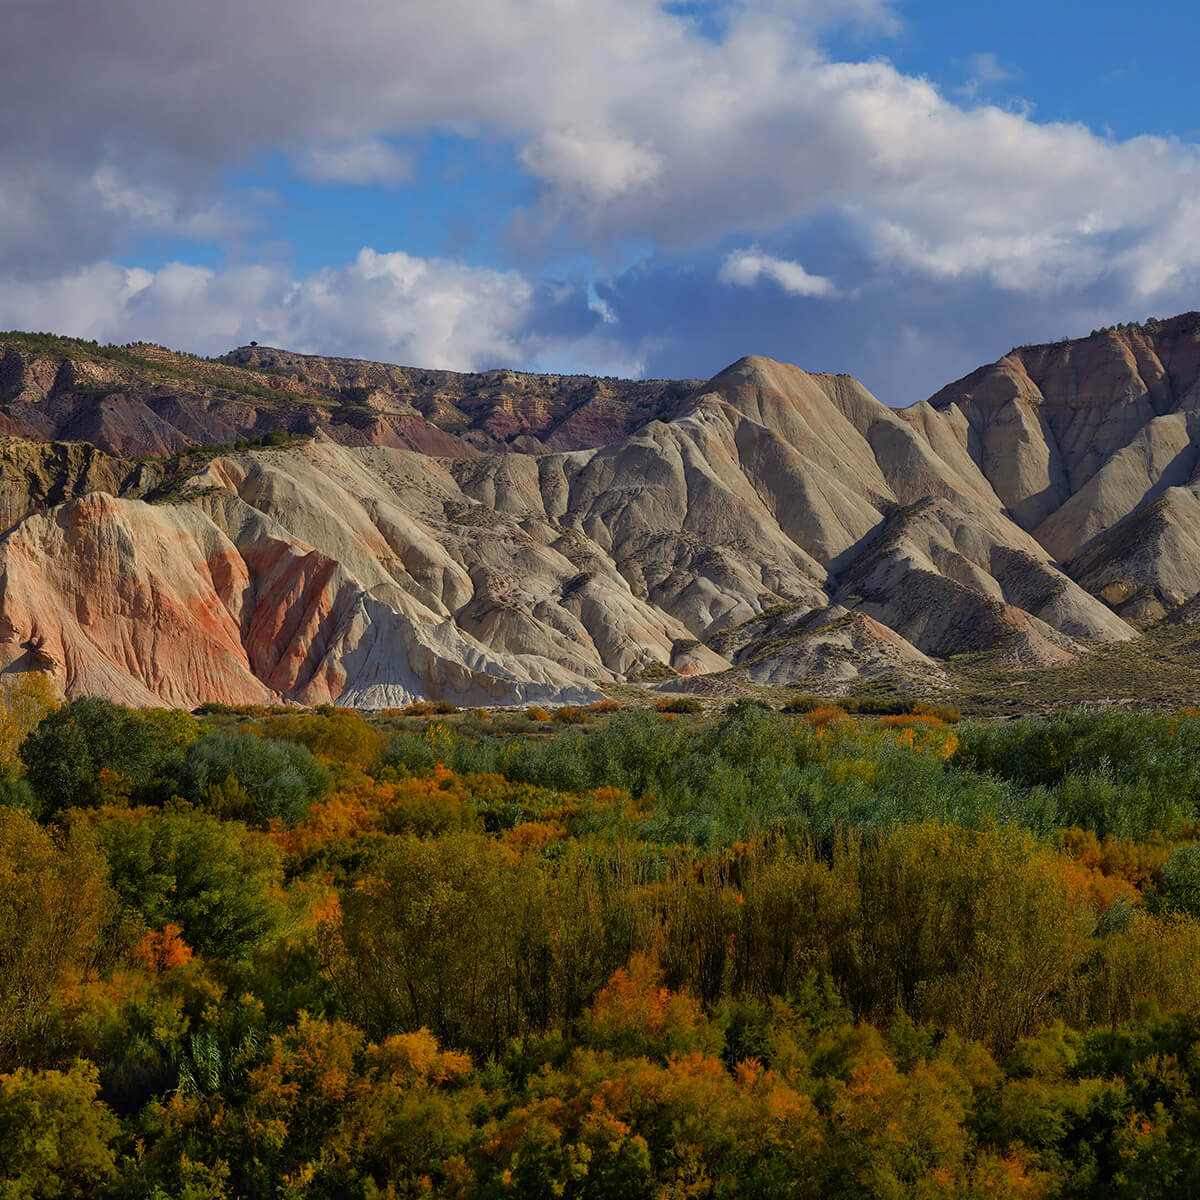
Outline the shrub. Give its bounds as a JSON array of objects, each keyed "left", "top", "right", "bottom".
[
  {"left": 552, "top": 706, "right": 589, "bottom": 725},
  {"left": 656, "top": 697, "right": 702, "bottom": 715},
  {"left": 174, "top": 732, "right": 331, "bottom": 827},
  {"left": 913, "top": 702, "right": 961, "bottom": 725},
  {"left": 525, "top": 705, "right": 551, "bottom": 722},
  {"left": 19, "top": 697, "right": 172, "bottom": 816},
  {"left": 802, "top": 705, "right": 849, "bottom": 728},
  {"left": 854, "top": 696, "right": 916, "bottom": 716}
]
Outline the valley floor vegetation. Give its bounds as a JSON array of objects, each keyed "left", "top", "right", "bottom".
[{"left": 4, "top": 686, "right": 1200, "bottom": 1196}]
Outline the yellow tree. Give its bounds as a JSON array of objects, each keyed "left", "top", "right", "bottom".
[
  {"left": 0, "top": 809, "right": 111, "bottom": 1063},
  {"left": 0, "top": 673, "right": 59, "bottom": 775}
]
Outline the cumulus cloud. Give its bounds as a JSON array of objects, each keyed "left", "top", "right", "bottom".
[
  {"left": 4, "top": 0, "right": 1200, "bottom": 387},
  {"left": 4, "top": 0, "right": 1200, "bottom": 303},
  {"left": 0, "top": 249, "right": 648, "bottom": 377},
  {"left": 718, "top": 246, "right": 836, "bottom": 295}
]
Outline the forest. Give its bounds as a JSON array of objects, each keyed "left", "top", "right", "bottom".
[{"left": 3, "top": 685, "right": 1200, "bottom": 1198}]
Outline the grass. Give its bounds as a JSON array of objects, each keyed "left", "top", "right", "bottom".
[{"left": 944, "top": 620, "right": 1200, "bottom": 716}]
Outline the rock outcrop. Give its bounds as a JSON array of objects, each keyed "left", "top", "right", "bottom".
[
  {"left": 11, "top": 315, "right": 1200, "bottom": 707},
  {"left": 925, "top": 314, "right": 1200, "bottom": 626}
]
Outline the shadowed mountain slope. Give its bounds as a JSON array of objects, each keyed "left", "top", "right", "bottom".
[{"left": 926, "top": 313, "right": 1200, "bottom": 623}]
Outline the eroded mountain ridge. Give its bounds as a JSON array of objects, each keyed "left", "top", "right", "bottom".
[{"left": 1, "top": 318, "right": 1197, "bottom": 707}]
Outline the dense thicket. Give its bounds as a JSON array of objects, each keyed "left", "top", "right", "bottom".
[{"left": 2, "top": 696, "right": 1200, "bottom": 1196}]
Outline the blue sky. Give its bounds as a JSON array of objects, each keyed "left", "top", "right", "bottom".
[{"left": 3, "top": 0, "right": 1199, "bottom": 405}]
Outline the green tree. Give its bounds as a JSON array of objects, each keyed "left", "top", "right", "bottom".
[
  {"left": 91, "top": 806, "right": 283, "bottom": 960},
  {"left": 1161, "top": 843, "right": 1200, "bottom": 917},
  {"left": 19, "top": 697, "right": 170, "bottom": 816},
  {"left": 175, "top": 731, "right": 330, "bottom": 827},
  {"left": 0, "top": 809, "right": 111, "bottom": 1063},
  {"left": 0, "top": 1062, "right": 119, "bottom": 1198}
]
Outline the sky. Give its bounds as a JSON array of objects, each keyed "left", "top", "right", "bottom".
[{"left": 3, "top": 0, "right": 1199, "bottom": 406}]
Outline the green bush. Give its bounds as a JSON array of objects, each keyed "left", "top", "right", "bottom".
[
  {"left": 174, "top": 732, "right": 330, "bottom": 827},
  {"left": 854, "top": 695, "right": 915, "bottom": 716},
  {"left": 93, "top": 806, "right": 283, "bottom": 959},
  {"left": 19, "top": 698, "right": 173, "bottom": 816}
]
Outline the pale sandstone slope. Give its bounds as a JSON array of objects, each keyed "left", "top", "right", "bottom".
[
  {"left": 925, "top": 315, "right": 1200, "bottom": 621},
  {"left": 0, "top": 337, "right": 1158, "bottom": 706}
]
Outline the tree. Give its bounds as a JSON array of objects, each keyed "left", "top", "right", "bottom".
[
  {"left": 0, "top": 673, "right": 58, "bottom": 776},
  {"left": 262, "top": 707, "right": 382, "bottom": 767},
  {"left": 0, "top": 1062, "right": 119, "bottom": 1198},
  {"left": 1161, "top": 843, "right": 1200, "bottom": 917},
  {"left": 0, "top": 809, "right": 111, "bottom": 1062},
  {"left": 19, "top": 698, "right": 170, "bottom": 816},
  {"left": 175, "top": 731, "right": 330, "bottom": 827},
  {"left": 92, "top": 806, "right": 283, "bottom": 960}
]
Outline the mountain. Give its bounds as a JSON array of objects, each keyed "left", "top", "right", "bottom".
[
  {"left": 1, "top": 316, "right": 1198, "bottom": 709},
  {"left": 926, "top": 313, "right": 1200, "bottom": 621}
]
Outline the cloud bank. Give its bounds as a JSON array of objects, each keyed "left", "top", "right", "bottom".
[{"left": 2, "top": 0, "right": 1198, "bottom": 398}]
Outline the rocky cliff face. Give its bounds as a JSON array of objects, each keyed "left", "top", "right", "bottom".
[
  {"left": 2, "top": 318, "right": 1198, "bottom": 707},
  {"left": 926, "top": 313, "right": 1200, "bottom": 620}
]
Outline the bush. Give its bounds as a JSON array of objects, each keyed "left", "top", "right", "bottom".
[
  {"left": 91, "top": 806, "right": 283, "bottom": 960},
  {"left": 19, "top": 698, "right": 173, "bottom": 816},
  {"left": 551, "top": 706, "right": 589, "bottom": 725},
  {"left": 854, "top": 695, "right": 916, "bottom": 716},
  {"left": 401, "top": 699, "right": 458, "bottom": 717},
  {"left": 913, "top": 702, "right": 961, "bottom": 725},
  {"left": 174, "top": 732, "right": 331, "bottom": 827},
  {"left": 656, "top": 697, "right": 702, "bottom": 715}
]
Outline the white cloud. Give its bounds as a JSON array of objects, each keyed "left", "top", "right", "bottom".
[
  {"left": 718, "top": 246, "right": 836, "bottom": 296},
  {"left": 954, "top": 51, "right": 1022, "bottom": 100},
  {"left": 521, "top": 130, "right": 663, "bottom": 207},
  {"left": 295, "top": 139, "right": 413, "bottom": 186},
  {"left": 0, "top": 249, "right": 648, "bottom": 377},
  {"left": 2, "top": 0, "right": 1200, "bottom": 329}
]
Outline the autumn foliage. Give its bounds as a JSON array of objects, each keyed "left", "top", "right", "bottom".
[{"left": 4, "top": 699, "right": 1200, "bottom": 1195}]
